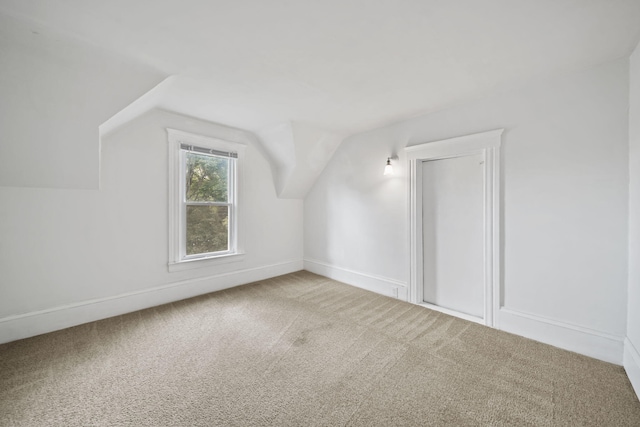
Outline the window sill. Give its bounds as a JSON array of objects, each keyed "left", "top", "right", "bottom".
[{"left": 168, "top": 252, "right": 245, "bottom": 272}]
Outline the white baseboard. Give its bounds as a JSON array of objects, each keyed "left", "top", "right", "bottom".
[
  {"left": 499, "top": 308, "right": 624, "bottom": 365},
  {"left": 0, "top": 259, "right": 303, "bottom": 344},
  {"left": 299, "top": 262, "right": 624, "bottom": 366},
  {"left": 624, "top": 338, "right": 640, "bottom": 399},
  {"left": 304, "top": 258, "right": 408, "bottom": 301}
]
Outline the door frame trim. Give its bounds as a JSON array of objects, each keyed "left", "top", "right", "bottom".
[{"left": 405, "top": 129, "right": 503, "bottom": 327}]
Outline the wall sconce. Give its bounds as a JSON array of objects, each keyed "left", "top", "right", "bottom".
[{"left": 384, "top": 157, "right": 393, "bottom": 176}]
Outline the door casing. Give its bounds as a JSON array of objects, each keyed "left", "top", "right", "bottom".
[{"left": 405, "top": 129, "right": 502, "bottom": 327}]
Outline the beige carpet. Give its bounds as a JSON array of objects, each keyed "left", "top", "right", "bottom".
[{"left": 1, "top": 271, "right": 639, "bottom": 426}]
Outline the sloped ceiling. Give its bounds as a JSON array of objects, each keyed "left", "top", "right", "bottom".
[
  {"left": 2, "top": 0, "right": 640, "bottom": 195},
  {"left": 0, "top": 12, "right": 167, "bottom": 189}
]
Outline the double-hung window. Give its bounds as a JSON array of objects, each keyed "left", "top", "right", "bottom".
[
  {"left": 168, "top": 129, "right": 245, "bottom": 270},
  {"left": 182, "top": 145, "right": 235, "bottom": 257}
]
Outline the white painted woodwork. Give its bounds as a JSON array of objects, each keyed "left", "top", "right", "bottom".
[
  {"left": 626, "top": 39, "right": 640, "bottom": 398},
  {"left": 422, "top": 153, "right": 485, "bottom": 318},
  {"left": 304, "top": 258, "right": 408, "bottom": 302},
  {"left": 0, "top": 260, "right": 302, "bottom": 344},
  {"left": 167, "top": 129, "right": 247, "bottom": 271},
  {"left": 406, "top": 129, "right": 501, "bottom": 326}
]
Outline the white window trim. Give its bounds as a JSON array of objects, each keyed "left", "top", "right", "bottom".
[{"left": 167, "top": 128, "right": 246, "bottom": 272}]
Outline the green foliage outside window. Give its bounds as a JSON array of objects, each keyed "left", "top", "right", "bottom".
[{"left": 185, "top": 153, "right": 230, "bottom": 255}]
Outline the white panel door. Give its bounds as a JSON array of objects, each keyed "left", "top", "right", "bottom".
[{"left": 422, "top": 154, "right": 485, "bottom": 318}]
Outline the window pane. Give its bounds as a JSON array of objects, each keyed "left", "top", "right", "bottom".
[
  {"left": 186, "top": 205, "right": 229, "bottom": 255},
  {"left": 185, "top": 152, "right": 228, "bottom": 202}
]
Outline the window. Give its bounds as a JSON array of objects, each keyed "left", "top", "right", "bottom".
[
  {"left": 182, "top": 147, "right": 234, "bottom": 257},
  {"left": 168, "top": 129, "right": 245, "bottom": 271}
]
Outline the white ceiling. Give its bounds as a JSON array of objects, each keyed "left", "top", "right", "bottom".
[{"left": 2, "top": 0, "right": 640, "bottom": 136}]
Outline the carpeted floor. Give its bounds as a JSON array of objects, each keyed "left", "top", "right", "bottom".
[{"left": 1, "top": 271, "right": 639, "bottom": 426}]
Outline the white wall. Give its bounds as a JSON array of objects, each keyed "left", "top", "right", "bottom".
[
  {"left": 0, "top": 109, "right": 303, "bottom": 342},
  {"left": 625, "top": 41, "right": 640, "bottom": 397},
  {"left": 305, "top": 58, "right": 630, "bottom": 363},
  {"left": 0, "top": 13, "right": 165, "bottom": 189}
]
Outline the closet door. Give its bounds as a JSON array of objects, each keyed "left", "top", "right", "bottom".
[{"left": 422, "top": 154, "right": 485, "bottom": 318}]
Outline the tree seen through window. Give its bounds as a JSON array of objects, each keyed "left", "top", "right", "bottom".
[{"left": 185, "top": 152, "right": 230, "bottom": 255}]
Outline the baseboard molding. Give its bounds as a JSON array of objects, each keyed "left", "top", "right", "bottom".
[
  {"left": 304, "top": 258, "right": 408, "bottom": 301},
  {"left": 0, "top": 259, "right": 303, "bottom": 344},
  {"left": 499, "top": 308, "right": 624, "bottom": 365},
  {"left": 624, "top": 338, "right": 640, "bottom": 399},
  {"left": 298, "top": 263, "right": 624, "bottom": 366}
]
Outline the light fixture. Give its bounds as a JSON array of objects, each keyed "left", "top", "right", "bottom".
[{"left": 384, "top": 157, "right": 393, "bottom": 176}]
